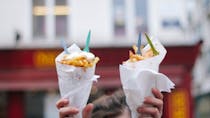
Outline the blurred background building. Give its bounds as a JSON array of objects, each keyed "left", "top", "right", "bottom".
[{"left": 0, "top": 0, "right": 209, "bottom": 118}]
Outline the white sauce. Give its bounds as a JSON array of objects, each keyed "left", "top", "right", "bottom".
[{"left": 64, "top": 51, "right": 95, "bottom": 61}]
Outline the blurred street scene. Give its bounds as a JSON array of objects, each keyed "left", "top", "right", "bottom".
[{"left": 0, "top": 0, "right": 210, "bottom": 118}]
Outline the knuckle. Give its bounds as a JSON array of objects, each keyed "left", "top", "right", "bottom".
[
  {"left": 160, "top": 94, "right": 164, "bottom": 100},
  {"left": 153, "top": 108, "right": 159, "bottom": 115},
  {"left": 159, "top": 100, "right": 163, "bottom": 106}
]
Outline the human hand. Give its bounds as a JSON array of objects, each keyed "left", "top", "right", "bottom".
[
  {"left": 137, "top": 88, "right": 163, "bottom": 118},
  {"left": 56, "top": 98, "right": 94, "bottom": 118}
]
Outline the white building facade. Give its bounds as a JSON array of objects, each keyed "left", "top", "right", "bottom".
[{"left": 0, "top": 0, "right": 197, "bottom": 49}]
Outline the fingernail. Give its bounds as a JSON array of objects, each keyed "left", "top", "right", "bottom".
[
  {"left": 73, "top": 108, "right": 79, "bottom": 112},
  {"left": 144, "top": 96, "right": 149, "bottom": 101},
  {"left": 153, "top": 88, "right": 159, "bottom": 92},
  {"left": 63, "top": 99, "right": 69, "bottom": 102}
]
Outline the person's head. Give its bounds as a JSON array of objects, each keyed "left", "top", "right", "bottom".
[{"left": 91, "top": 89, "right": 131, "bottom": 118}]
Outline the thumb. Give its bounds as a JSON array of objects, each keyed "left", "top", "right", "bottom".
[{"left": 82, "top": 103, "right": 94, "bottom": 118}]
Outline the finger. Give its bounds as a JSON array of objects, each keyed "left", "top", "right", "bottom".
[
  {"left": 138, "top": 114, "right": 152, "bottom": 118},
  {"left": 82, "top": 103, "right": 94, "bottom": 118},
  {"left": 152, "top": 88, "right": 163, "bottom": 100},
  {"left": 56, "top": 99, "right": 69, "bottom": 109},
  {"left": 137, "top": 106, "right": 160, "bottom": 118},
  {"left": 143, "top": 96, "right": 163, "bottom": 112},
  {"left": 59, "top": 107, "right": 79, "bottom": 118}
]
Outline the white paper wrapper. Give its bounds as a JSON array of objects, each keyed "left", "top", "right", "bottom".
[
  {"left": 119, "top": 38, "right": 175, "bottom": 118},
  {"left": 55, "top": 44, "right": 99, "bottom": 118}
]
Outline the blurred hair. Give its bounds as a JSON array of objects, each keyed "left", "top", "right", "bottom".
[{"left": 91, "top": 89, "right": 130, "bottom": 118}]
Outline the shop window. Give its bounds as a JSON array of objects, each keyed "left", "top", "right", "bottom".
[
  {"left": 196, "top": 93, "right": 210, "bottom": 118},
  {"left": 113, "top": 0, "right": 126, "bottom": 37},
  {"left": 135, "top": 0, "right": 148, "bottom": 33},
  {"left": 55, "top": 0, "right": 68, "bottom": 39},
  {"left": 32, "top": 0, "right": 46, "bottom": 38},
  {"left": 44, "top": 91, "right": 60, "bottom": 118},
  {"left": 25, "top": 91, "right": 45, "bottom": 118},
  {"left": 0, "top": 92, "right": 7, "bottom": 118}
]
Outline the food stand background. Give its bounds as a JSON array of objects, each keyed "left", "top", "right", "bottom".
[{"left": 0, "top": 0, "right": 210, "bottom": 118}]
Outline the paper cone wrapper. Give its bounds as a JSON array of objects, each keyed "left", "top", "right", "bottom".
[
  {"left": 119, "top": 38, "right": 175, "bottom": 118},
  {"left": 55, "top": 44, "right": 99, "bottom": 118}
]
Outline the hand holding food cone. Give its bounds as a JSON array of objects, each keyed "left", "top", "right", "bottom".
[
  {"left": 119, "top": 33, "right": 175, "bottom": 118},
  {"left": 55, "top": 31, "right": 99, "bottom": 118}
]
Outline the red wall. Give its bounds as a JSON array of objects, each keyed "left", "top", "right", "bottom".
[{"left": 0, "top": 41, "right": 202, "bottom": 118}]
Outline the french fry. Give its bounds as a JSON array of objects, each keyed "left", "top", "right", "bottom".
[
  {"left": 127, "top": 45, "right": 155, "bottom": 62},
  {"left": 60, "top": 55, "right": 99, "bottom": 67}
]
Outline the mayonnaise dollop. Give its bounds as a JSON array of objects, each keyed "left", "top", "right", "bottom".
[{"left": 64, "top": 51, "right": 95, "bottom": 61}]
